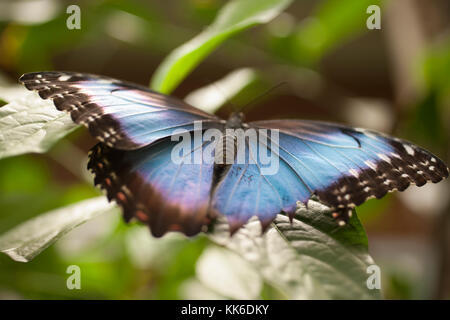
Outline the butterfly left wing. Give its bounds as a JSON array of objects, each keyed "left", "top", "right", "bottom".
[
  {"left": 88, "top": 130, "right": 222, "bottom": 237},
  {"left": 20, "top": 71, "right": 221, "bottom": 149},
  {"left": 250, "top": 119, "right": 449, "bottom": 224}
]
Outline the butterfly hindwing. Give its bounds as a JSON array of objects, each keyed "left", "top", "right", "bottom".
[
  {"left": 20, "top": 71, "right": 221, "bottom": 150},
  {"left": 88, "top": 131, "right": 223, "bottom": 237}
]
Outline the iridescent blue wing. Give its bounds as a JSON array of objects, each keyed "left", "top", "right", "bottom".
[
  {"left": 211, "top": 130, "right": 311, "bottom": 233},
  {"left": 87, "top": 130, "right": 223, "bottom": 237},
  {"left": 249, "top": 119, "right": 449, "bottom": 224},
  {"left": 20, "top": 71, "right": 222, "bottom": 149}
]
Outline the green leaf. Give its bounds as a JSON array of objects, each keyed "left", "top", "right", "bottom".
[
  {"left": 195, "top": 246, "right": 263, "bottom": 299},
  {"left": 0, "top": 194, "right": 379, "bottom": 299},
  {"left": 0, "top": 195, "right": 378, "bottom": 298},
  {"left": 184, "top": 67, "right": 257, "bottom": 114},
  {"left": 209, "top": 199, "right": 381, "bottom": 299},
  {"left": 291, "top": 0, "right": 381, "bottom": 64},
  {"left": 0, "top": 86, "right": 78, "bottom": 159},
  {"left": 0, "top": 189, "right": 380, "bottom": 299},
  {"left": 150, "top": 0, "right": 292, "bottom": 94},
  {"left": 0, "top": 197, "right": 117, "bottom": 262}
]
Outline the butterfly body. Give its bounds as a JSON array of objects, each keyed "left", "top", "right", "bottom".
[{"left": 19, "top": 72, "right": 449, "bottom": 236}]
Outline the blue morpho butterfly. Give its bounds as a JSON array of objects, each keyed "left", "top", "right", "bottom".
[{"left": 20, "top": 72, "right": 449, "bottom": 237}]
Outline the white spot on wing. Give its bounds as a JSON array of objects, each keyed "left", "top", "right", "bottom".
[
  {"left": 377, "top": 153, "right": 391, "bottom": 163},
  {"left": 58, "top": 75, "right": 71, "bottom": 81},
  {"left": 404, "top": 144, "right": 415, "bottom": 156},
  {"left": 364, "top": 160, "right": 377, "bottom": 171},
  {"left": 349, "top": 169, "right": 359, "bottom": 178}
]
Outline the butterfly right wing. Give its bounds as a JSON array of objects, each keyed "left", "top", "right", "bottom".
[{"left": 250, "top": 119, "right": 449, "bottom": 223}]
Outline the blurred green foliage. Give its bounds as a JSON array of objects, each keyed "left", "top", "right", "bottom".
[
  {"left": 271, "top": 0, "right": 381, "bottom": 65},
  {"left": 0, "top": 0, "right": 449, "bottom": 300}
]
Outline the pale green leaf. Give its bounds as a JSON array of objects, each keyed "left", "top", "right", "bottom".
[
  {"left": 209, "top": 199, "right": 381, "bottom": 299},
  {"left": 184, "top": 67, "right": 257, "bottom": 114},
  {"left": 195, "top": 246, "right": 263, "bottom": 299},
  {"left": 0, "top": 86, "right": 78, "bottom": 159},
  {"left": 151, "top": 0, "right": 292, "bottom": 93},
  {"left": 0, "top": 193, "right": 378, "bottom": 300},
  {"left": 0, "top": 197, "right": 117, "bottom": 262}
]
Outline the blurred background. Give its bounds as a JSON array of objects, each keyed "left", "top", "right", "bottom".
[{"left": 0, "top": 0, "right": 449, "bottom": 299}]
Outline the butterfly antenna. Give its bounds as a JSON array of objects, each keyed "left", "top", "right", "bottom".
[{"left": 239, "top": 81, "right": 288, "bottom": 113}]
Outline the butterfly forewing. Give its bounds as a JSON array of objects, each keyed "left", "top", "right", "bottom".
[{"left": 19, "top": 71, "right": 221, "bottom": 150}]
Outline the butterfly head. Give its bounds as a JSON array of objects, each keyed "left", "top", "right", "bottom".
[{"left": 226, "top": 112, "right": 245, "bottom": 129}]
